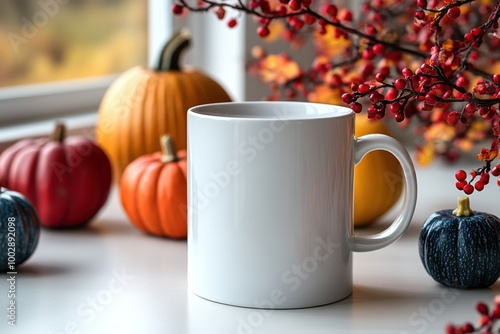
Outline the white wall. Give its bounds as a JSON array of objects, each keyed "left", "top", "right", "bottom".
[
  {"left": 174, "top": 12, "right": 245, "bottom": 101},
  {"left": 174, "top": 13, "right": 315, "bottom": 102}
]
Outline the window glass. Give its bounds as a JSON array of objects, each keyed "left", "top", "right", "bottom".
[{"left": 0, "top": 0, "right": 148, "bottom": 88}]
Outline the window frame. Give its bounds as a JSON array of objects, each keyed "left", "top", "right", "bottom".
[{"left": 0, "top": 0, "right": 172, "bottom": 125}]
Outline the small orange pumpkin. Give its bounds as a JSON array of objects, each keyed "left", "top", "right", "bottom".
[
  {"left": 97, "top": 29, "right": 231, "bottom": 180},
  {"left": 120, "top": 135, "right": 187, "bottom": 238}
]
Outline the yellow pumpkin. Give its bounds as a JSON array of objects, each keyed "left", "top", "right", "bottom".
[
  {"left": 354, "top": 116, "right": 403, "bottom": 226},
  {"left": 96, "top": 29, "right": 232, "bottom": 180}
]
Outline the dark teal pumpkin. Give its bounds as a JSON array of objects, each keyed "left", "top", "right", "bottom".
[
  {"left": 0, "top": 188, "right": 40, "bottom": 272},
  {"left": 419, "top": 197, "right": 500, "bottom": 288}
]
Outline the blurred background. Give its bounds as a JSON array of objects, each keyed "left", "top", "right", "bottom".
[
  {"left": 0, "top": 0, "right": 147, "bottom": 88},
  {"left": 0, "top": 0, "right": 254, "bottom": 129}
]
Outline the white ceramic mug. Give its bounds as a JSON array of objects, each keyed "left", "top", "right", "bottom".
[{"left": 187, "top": 101, "right": 417, "bottom": 309}]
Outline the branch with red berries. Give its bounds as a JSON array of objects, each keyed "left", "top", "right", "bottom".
[
  {"left": 173, "top": 0, "right": 500, "bottom": 194},
  {"left": 446, "top": 296, "right": 500, "bottom": 334}
]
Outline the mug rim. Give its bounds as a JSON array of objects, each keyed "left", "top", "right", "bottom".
[{"left": 188, "top": 101, "right": 354, "bottom": 121}]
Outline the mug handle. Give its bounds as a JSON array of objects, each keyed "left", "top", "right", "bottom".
[{"left": 349, "top": 134, "right": 418, "bottom": 252}]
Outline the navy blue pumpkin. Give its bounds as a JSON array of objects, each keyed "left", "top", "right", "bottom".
[
  {"left": 0, "top": 188, "right": 40, "bottom": 272},
  {"left": 419, "top": 196, "right": 500, "bottom": 288}
]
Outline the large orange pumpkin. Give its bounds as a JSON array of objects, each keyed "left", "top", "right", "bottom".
[
  {"left": 96, "top": 29, "right": 231, "bottom": 180},
  {"left": 120, "top": 135, "right": 187, "bottom": 238},
  {"left": 354, "top": 116, "right": 403, "bottom": 227}
]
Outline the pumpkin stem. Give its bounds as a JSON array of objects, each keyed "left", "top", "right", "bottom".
[
  {"left": 452, "top": 196, "right": 473, "bottom": 217},
  {"left": 160, "top": 135, "right": 178, "bottom": 163},
  {"left": 50, "top": 123, "right": 66, "bottom": 143},
  {"left": 156, "top": 29, "right": 191, "bottom": 72}
]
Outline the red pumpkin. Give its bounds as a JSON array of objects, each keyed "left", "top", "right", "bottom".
[
  {"left": 120, "top": 135, "right": 187, "bottom": 238},
  {"left": 0, "top": 123, "right": 112, "bottom": 228}
]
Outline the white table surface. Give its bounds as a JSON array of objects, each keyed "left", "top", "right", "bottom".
[{"left": 1, "top": 158, "right": 499, "bottom": 334}]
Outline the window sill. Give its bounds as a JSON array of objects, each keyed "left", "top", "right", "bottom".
[{"left": 0, "top": 112, "right": 97, "bottom": 153}]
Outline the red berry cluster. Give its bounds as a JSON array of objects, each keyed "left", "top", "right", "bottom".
[
  {"left": 175, "top": 0, "right": 500, "bottom": 194},
  {"left": 454, "top": 168, "right": 493, "bottom": 195},
  {"left": 446, "top": 296, "right": 500, "bottom": 334}
]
